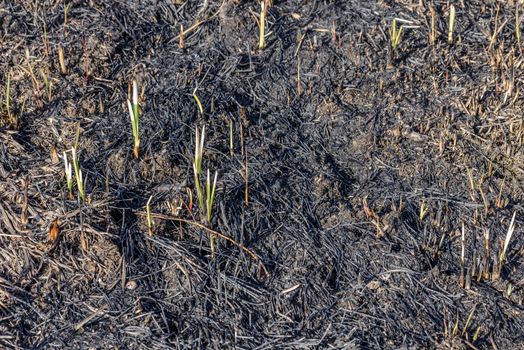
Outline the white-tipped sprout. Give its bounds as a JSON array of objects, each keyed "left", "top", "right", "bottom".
[
  {"left": 146, "top": 195, "right": 153, "bottom": 236},
  {"left": 71, "top": 147, "right": 85, "bottom": 202},
  {"left": 127, "top": 80, "right": 140, "bottom": 158},
  {"left": 206, "top": 169, "right": 218, "bottom": 257},
  {"left": 63, "top": 151, "right": 73, "bottom": 196},
  {"left": 193, "top": 126, "right": 206, "bottom": 212},
  {"left": 206, "top": 169, "right": 218, "bottom": 224},
  {"left": 194, "top": 125, "right": 205, "bottom": 176},
  {"left": 499, "top": 212, "right": 517, "bottom": 265}
]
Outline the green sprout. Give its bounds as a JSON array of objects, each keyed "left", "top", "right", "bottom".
[
  {"left": 389, "top": 18, "right": 404, "bottom": 52},
  {"left": 71, "top": 146, "right": 85, "bottom": 202},
  {"left": 206, "top": 169, "right": 218, "bottom": 256},
  {"left": 193, "top": 88, "right": 204, "bottom": 116},
  {"left": 205, "top": 169, "right": 218, "bottom": 224},
  {"left": 127, "top": 80, "right": 140, "bottom": 158},
  {"left": 192, "top": 126, "right": 219, "bottom": 256}
]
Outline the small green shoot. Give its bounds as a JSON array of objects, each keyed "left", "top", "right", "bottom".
[
  {"left": 71, "top": 146, "right": 85, "bottom": 202},
  {"left": 127, "top": 80, "right": 140, "bottom": 158},
  {"left": 461, "top": 304, "right": 476, "bottom": 337},
  {"left": 193, "top": 88, "right": 204, "bottom": 116},
  {"left": 473, "top": 325, "right": 481, "bottom": 342},
  {"left": 389, "top": 18, "right": 404, "bottom": 52},
  {"left": 206, "top": 169, "right": 218, "bottom": 257}
]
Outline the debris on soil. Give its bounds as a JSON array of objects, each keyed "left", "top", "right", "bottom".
[{"left": 1, "top": 1, "right": 523, "bottom": 349}]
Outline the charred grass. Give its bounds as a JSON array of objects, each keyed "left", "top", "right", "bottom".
[{"left": 1, "top": 1, "right": 524, "bottom": 349}]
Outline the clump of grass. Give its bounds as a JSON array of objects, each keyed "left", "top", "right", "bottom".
[
  {"left": 126, "top": 80, "right": 140, "bottom": 158},
  {"left": 460, "top": 212, "right": 518, "bottom": 287},
  {"left": 192, "top": 126, "right": 219, "bottom": 256}
]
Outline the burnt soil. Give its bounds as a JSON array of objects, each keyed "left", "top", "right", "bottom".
[{"left": 1, "top": 1, "right": 524, "bottom": 349}]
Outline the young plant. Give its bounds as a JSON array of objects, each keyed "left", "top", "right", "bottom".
[
  {"left": 40, "top": 69, "right": 52, "bottom": 101},
  {"left": 63, "top": 151, "right": 73, "bottom": 198},
  {"left": 193, "top": 87, "right": 204, "bottom": 116},
  {"left": 71, "top": 146, "right": 85, "bottom": 202},
  {"left": 127, "top": 80, "right": 140, "bottom": 158},
  {"left": 192, "top": 126, "right": 219, "bottom": 256},
  {"left": 389, "top": 19, "right": 404, "bottom": 52}
]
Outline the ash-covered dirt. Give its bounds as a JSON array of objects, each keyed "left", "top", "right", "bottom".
[{"left": 1, "top": 1, "right": 523, "bottom": 349}]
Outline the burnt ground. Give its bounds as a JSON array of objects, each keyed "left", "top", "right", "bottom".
[{"left": 1, "top": 0, "right": 524, "bottom": 349}]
